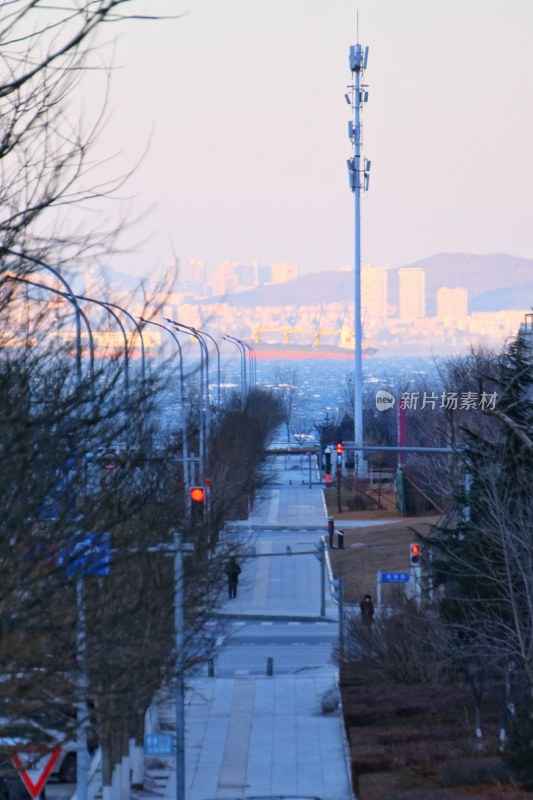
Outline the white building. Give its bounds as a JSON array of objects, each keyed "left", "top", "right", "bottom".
[
  {"left": 361, "top": 266, "right": 388, "bottom": 321},
  {"left": 398, "top": 267, "right": 426, "bottom": 320},
  {"left": 437, "top": 286, "right": 468, "bottom": 320}
]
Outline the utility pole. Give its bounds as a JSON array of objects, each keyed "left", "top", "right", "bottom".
[
  {"left": 172, "top": 531, "right": 194, "bottom": 800},
  {"left": 346, "top": 39, "right": 371, "bottom": 475}
]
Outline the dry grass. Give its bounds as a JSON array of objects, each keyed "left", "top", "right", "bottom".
[
  {"left": 343, "top": 680, "right": 520, "bottom": 799},
  {"left": 328, "top": 517, "right": 438, "bottom": 603},
  {"left": 332, "top": 497, "right": 532, "bottom": 798},
  {"left": 325, "top": 485, "right": 401, "bottom": 520}
]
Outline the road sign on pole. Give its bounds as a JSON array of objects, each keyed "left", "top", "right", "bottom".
[
  {"left": 144, "top": 733, "right": 174, "bottom": 756},
  {"left": 11, "top": 747, "right": 62, "bottom": 799},
  {"left": 376, "top": 570, "right": 411, "bottom": 611},
  {"left": 380, "top": 572, "right": 410, "bottom": 584},
  {"left": 59, "top": 532, "right": 111, "bottom": 577}
]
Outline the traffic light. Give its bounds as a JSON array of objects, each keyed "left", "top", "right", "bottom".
[
  {"left": 324, "top": 448, "right": 332, "bottom": 475},
  {"left": 409, "top": 542, "right": 421, "bottom": 566},
  {"left": 336, "top": 441, "right": 343, "bottom": 467},
  {"left": 190, "top": 486, "right": 205, "bottom": 523}
]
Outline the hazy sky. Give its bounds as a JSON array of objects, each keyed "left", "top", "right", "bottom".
[{"left": 88, "top": 0, "right": 533, "bottom": 280}]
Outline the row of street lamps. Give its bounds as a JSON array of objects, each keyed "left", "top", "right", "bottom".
[
  {"left": 4, "top": 260, "right": 256, "bottom": 489},
  {"left": 3, "top": 256, "right": 258, "bottom": 800}
]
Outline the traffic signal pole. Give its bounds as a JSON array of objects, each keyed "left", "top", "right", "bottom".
[{"left": 336, "top": 443, "right": 343, "bottom": 512}]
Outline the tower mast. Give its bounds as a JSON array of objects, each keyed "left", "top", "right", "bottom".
[{"left": 346, "top": 40, "right": 370, "bottom": 473}]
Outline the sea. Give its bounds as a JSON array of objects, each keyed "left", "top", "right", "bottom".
[
  {"left": 152, "top": 354, "right": 447, "bottom": 442},
  {"left": 254, "top": 355, "right": 439, "bottom": 437}
]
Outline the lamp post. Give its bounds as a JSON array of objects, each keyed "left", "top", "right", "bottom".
[
  {"left": 172, "top": 531, "right": 194, "bottom": 800},
  {"left": 165, "top": 320, "right": 210, "bottom": 457},
  {"left": 4, "top": 250, "right": 85, "bottom": 379},
  {"left": 119, "top": 534, "right": 194, "bottom": 800},
  {"left": 242, "top": 340, "right": 256, "bottom": 390},
  {"left": 74, "top": 294, "right": 130, "bottom": 393},
  {"left": 138, "top": 318, "right": 191, "bottom": 493},
  {"left": 223, "top": 334, "right": 247, "bottom": 403},
  {"left": 194, "top": 327, "right": 221, "bottom": 409},
  {"left": 4, "top": 274, "right": 95, "bottom": 386},
  {"left": 102, "top": 300, "right": 146, "bottom": 386},
  {"left": 5, "top": 275, "right": 99, "bottom": 800}
]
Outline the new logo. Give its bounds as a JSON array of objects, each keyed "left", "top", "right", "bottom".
[{"left": 375, "top": 390, "right": 396, "bottom": 411}]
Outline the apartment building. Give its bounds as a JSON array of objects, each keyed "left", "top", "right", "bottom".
[{"left": 398, "top": 267, "right": 426, "bottom": 320}]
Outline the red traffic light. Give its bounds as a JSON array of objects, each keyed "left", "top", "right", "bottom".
[
  {"left": 336, "top": 442, "right": 343, "bottom": 455},
  {"left": 190, "top": 487, "right": 205, "bottom": 503},
  {"left": 410, "top": 543, "right": 421, "bottom": 565}
]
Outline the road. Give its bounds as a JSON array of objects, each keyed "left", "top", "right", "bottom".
[{"left": 214, "top": 619, "right": 338, "bottom": 677}]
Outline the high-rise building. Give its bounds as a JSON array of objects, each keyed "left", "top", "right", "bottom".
[
  {"left": 212, "top": 261, "right": 239, "bottom": 295},
  {"left": 188, "top": 259, "right": 206, "bottom": 285},
  {"left": 271, "top": 262, "right": 300, "bottom": 284},
  {"left": 398, "top": 267, "right": 426, "bottom": 320},
  {"left": 436, "top": 287, "right": 468, "bottom": 320},
  {"left": 361, "top": 266, "right": 388, "bottom": 320}
]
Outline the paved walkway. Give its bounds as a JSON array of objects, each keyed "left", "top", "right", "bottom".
[{"left": 86, "top": 455, "right": 355, "bottom": 800}]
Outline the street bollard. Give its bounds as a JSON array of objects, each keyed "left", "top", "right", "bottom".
[
  {"left": 337, "top": 529, "right": 344, "bottom": 549},
  {"left": 266, "top": 657, "right": 274, "bottom": 676}
]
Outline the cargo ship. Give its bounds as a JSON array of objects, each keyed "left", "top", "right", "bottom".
[{"left": 250, "top": 325, "right": 377, "bottom": 361}]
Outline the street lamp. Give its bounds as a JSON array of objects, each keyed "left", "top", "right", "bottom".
[
  {"left": 4, "top": 249, "right": 85, "bottom": 379},
  {"left": 114, "top": 533, "right": 194, "bottom": 800},
  {"left": 74, "top": 293, "right": 130, "bottom": 394},
  {"left": 193, "top": 326, "right": 221, "bottom": 409},
  {"left": 4, "top": 274, "right": 95, "bottom": 386},
  {"left": 223, "top": 334, "right": 247, "bottom": 403},
  {"left": 242, "top": 340, "right": 256, "bottom": 389},
  {"left": 101, "top": 299, "right": 146, "bottom": 386},
  {"left": 165, "top": 320, "right": 210, "bottom": 455},
  {"left": 138, "top": 317, "right": 191, "bottom": 492}
]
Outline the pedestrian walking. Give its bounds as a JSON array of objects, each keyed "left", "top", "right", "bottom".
[
  {"left": 224, "top": 556, "right": 241, "bottom": 599},
  {"left": 360, "top": 593, "right": 374, "bottom": 625}
]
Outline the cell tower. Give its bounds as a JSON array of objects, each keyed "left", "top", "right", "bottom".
[{"left": 346, "top": 40, "right": 371, "bottom": 474}]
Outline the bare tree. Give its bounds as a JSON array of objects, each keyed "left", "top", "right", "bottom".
[
  {"left": 272, "top": 366, "right": 299, "bottom": 444},
  {"left": 0, "top": 0, "right": 175, "bottom": 272},
  {"left": 430, "top": 333, "right": 533, "bottom": 762}
]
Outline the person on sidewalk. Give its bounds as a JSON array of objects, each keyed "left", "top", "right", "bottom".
[
  {"left": 360, "top": 593, "right": 374, "bottom": 625},
  {"left": 224, "top": 556, "right": 241, "bottom": 599}
]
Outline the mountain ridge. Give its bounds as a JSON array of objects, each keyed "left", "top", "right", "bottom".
[{"left": 199, "top": 252, "right": 533, "bottom": 312}]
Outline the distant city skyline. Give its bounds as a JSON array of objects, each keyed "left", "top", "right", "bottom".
[{"left": 79, "top": 1, "right": 533, "bottom": 282}]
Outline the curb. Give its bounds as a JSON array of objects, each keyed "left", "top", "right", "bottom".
[
  {"left": 214, "top": 612, "right": 338, "bottom": 623},
  {"left": 225, "top": 524, "right": 328, "bottom": 532},
  {"left": 336, "top": 674, "right": 358, "bottom": 800}
]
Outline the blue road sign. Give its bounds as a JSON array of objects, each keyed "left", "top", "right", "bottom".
[
  {"left": 60, "top": 533, "right": 111, "bottom": 577},
  {"left": 144, "top": 733, "right": 174, "bottom": 756},
  {"left": 380, "top": 571, "right": 410, "bottom": 584}
]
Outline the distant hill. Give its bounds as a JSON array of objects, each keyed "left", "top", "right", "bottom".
[
  {"left": 409, "top": 252, "right": 533, "bottom": 314},
  {"left": 470, "top": 282, "right": 533, "bottom": 312},
  {"left": 201, "top": 253, "right": 533, "bottom": 314},
  {"left": 205, "top": 271, "right": 353, "bottom": 307}
]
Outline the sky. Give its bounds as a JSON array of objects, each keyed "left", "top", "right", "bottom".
[{"left": 84, "top": 0, "right": 533, "bottom": 281}]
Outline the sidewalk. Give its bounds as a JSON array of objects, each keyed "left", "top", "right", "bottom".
[{"left": 134, "top": 455, "right": 353, "bottom": 800}]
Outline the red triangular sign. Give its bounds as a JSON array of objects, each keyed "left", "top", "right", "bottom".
[{"left": 11, "top": 747, "right": 62, "bottom": 799}]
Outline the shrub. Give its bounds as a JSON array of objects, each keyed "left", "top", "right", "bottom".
[
  {"left": 439, "top": 756, "right": 511, "bottom": 787},
  {"left": 503, "top": 705, "right": 533, "bottom": 784},
  {"left": 340, "top": 597, "right": 454, "bottom": 686}
]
